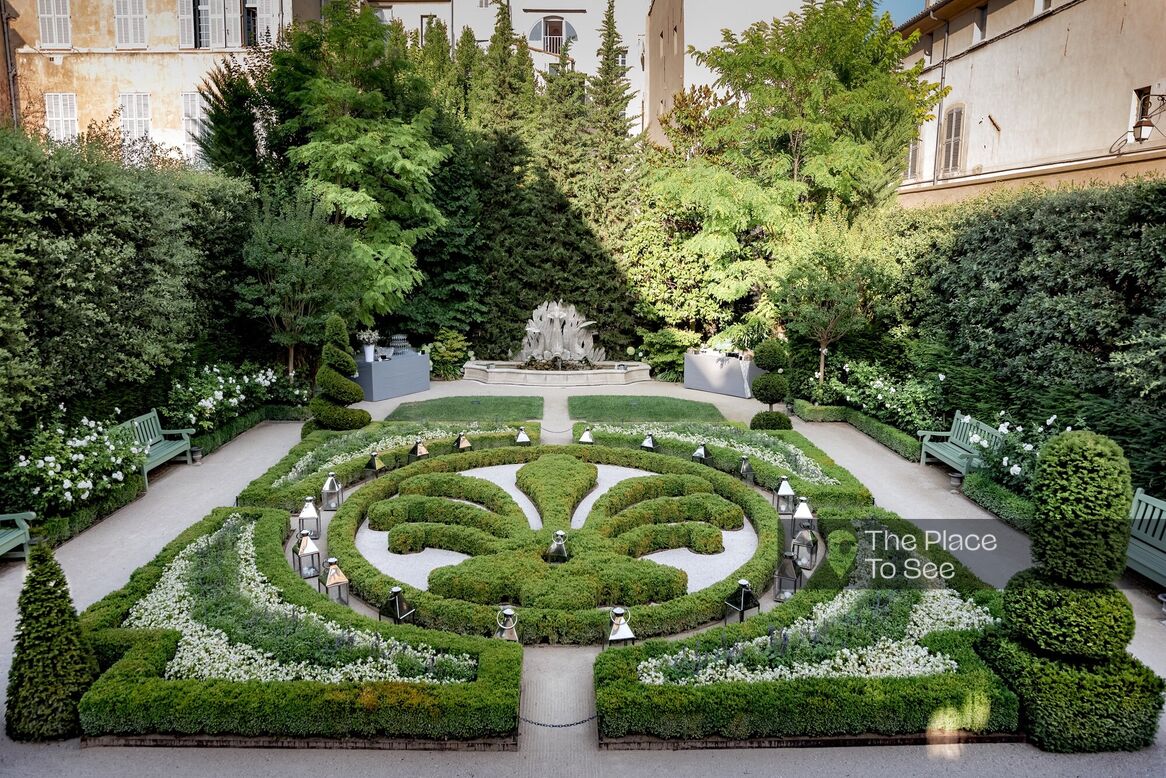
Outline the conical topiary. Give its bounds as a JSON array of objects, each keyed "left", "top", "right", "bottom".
[
  {"left": 308, "top": 315, "right": 372, "bottom": 431},
  {"left": 5, "top": 544, "right": 97, "bottom": 741},
  {"left": 980, "top": 431, "right": 1164, "bottom": 752}
]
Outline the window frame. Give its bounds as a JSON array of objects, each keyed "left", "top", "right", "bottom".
[
  {"left": 119, "top": 92, "right": 151, "bottom": 140},
  {"left": 941, "top": 105, "right": 966, "bottom": 176},
  {"left": 972, "top": 6, "right": 988, "bottom": 45},
  {"left": 44, "top": 92, "right": 78, "bottom": 141},
  {"left": 37, "top": 0, "right": 71, "bottom": 49}
]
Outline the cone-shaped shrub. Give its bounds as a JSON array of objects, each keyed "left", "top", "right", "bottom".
[
  {"left": 5, "top": 544, "right": 97, "bottom": 741},
  {"left": 309, "top": 315, "right": 372, "bottom": 431}
]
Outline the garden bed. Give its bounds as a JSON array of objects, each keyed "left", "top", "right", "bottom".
[{"left": 792, "top": 400, "right": 922, "bottom": 461}]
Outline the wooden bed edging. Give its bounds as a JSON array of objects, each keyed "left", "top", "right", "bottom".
[
  {"left": 598, "top": 731, "right": 1025, "bottom": 751},
  {"left": 81, "top": 733, "right": 519, "bottom": 751}
]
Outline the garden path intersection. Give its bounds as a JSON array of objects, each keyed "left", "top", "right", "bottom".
[{"left": 0, "top": 380, "right": 1163, "bottom": 777}]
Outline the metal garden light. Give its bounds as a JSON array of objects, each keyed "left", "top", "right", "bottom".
[
  {"left": 495, "top": 607, "right": 519, "bottom": 641},
  {"left": 293, "top": 530, "right": 320, "bottom": 579},
  {"left": 640, "top": 433, "right": 656, "bottom": 452},
  {"left": 792, "top": 521, "right": 819, "bottom": 569},
  {"left": 578, "top": 426, "right": 594, "bottom": 444},
  {"left": 321, "top": 557, "right": 349, "bottom": 605},
  {"left": 408, "top": 437, "right": 429, "bottom": 463},
  {"left": 775, "top": 551, "right": 803, "bottom": 600},
  {"left": 515, "top": 427, "right": 531, "bottom": 446},
  {"left": 454, "top": 432, "right": 472, "bottom": 453},
  {"left": 739, "top": 455, "right": 754, "bottom": 485},
  {"left": 297, "top": 496, "right": 320, "bottom": 540},
  {"left": 724, "top": 579, "right": 760, "bottom": 623},
  {"left": 379, "top": 585, "right": 415, "bottom": 624},
  {"left": 793, "top": 496, "right": 816, "bottom": 534},
  {"left": 321, "top": 472, "right": 343, "bottom": 511},
  {"left": 692, "top": 443, "right": 709, "bottom": 464},
  {"left": 364, "top": 451, "right": 385, "bottom": 479},
  {"left": 774, "top": 476, "right": 796, "bottom": 515},
  {"left": 607, "top": 607, "right": 636, "bottom": 647},
  {"left": 546, "top": 530, "right": 569, "bottom": 564}
]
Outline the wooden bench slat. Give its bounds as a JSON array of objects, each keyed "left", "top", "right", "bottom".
[
  {"left": 114, "top": 409, "right": 192, "bottom": 489},
  {"left": 918, "top": 410, "right": 1002, "bottom": 475},
  {"left": 1127, "top": 489, "right": 1166, "bottom": 587}
]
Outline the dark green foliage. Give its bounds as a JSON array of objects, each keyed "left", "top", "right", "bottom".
[
  {"left": 309, "top": 315, "right": 371, "bottom": 430},
  {"left": 961, "top": 473, "right": 1036, "bottom": 533},
  {"left": 1030, "top": 432, "right": 1133, "bottom": 585},
  {"left": 750, "top": 411, "right": 792, "bottom": 430},
  {"left": 33, "top": 475, "right": 146, "bottom": 547},
  {"left": 843, "top": 408, "right": 923, "bottom": 460},
  {"left": 6, "top": 544, "right": 97, "bottom": 740},
  {"left": 567, "top": 395, "right": 724, "bottom": 422},
  {"left": 977, "top": 633, "right": 1163, "bottom": 753},
  {"left": 752, "top": 338, "right": 790, "bottom": 372},
  {"left": 1003, "top": 569, "right": 1134, "bottom": 661},
  {"left": 368, "top": 495, "right": 523, "bottom": 538},
  {"left": 639, "top": 329, "right": 702, "bottom": 381},
  {"left": 610, "top": 522, "right": 724, "bottom": 557},
  {"left": 595, "top": 494, "right": 744, "bottom": 537},
  {"left": 195, "top": 55, "right": 263, "bottom": 179},
  {"left": 515, "top": 455, "right": 598, "bottom": 529},
  {"left": 751, "top": 372, "right": 789, "bottom": 410}
]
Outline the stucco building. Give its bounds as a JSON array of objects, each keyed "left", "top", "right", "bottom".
[{"left": 897, "top": 0, "right": 1166, "bottom": 206}]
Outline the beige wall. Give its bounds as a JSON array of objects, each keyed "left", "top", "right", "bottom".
[
  {"left": 644, "top": 0, "right": 682, "bottom": 143},
  {"left": 900, "top": 0, "right": 1166, "bottom": 204}
]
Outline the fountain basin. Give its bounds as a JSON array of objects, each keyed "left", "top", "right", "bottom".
[{"left": 463, "top": 360, "right": 651, "bottom": 386}]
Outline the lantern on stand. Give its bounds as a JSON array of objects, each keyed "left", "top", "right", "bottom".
[
  {"left": 454, "top": 432, "right": 472, "bottom": 453},
  {"left": 379, "top": 586, "right": 415, "bottom": 624},
  {"left": 773, "top": 477, "right": 796, "bottom": 515},
  {"left": 607, "top": 607, "right": 636, "bottom": 647},
  {"left": 495, "top": 607, "right": 519, "bottom": 641},
  {"left": 775, "top": 551, "right": 803, "bottom": 601},
  {"left": 320, "top": 557, "right": 349, "bottom": 605},
  {"left": 724, "top": 579, "right": 761, "bottom": 624},
  {"left": 321, "top": 472, "right": 343, "bottom": 511},
  {"left": 640, "top": 433, "right": 656, "bottom": 452},
  {"left": 792, "top": 522, "right": 819, "bottom": 569},
  {"left": 298, "top": 496, "right": 321, "bottom": 540},
  {"left": 692, "top": 443, "right": 710, "bottom": 465},
  {"left": 578, "top": 426, "right": 594, "bottom": 444},
  {"left": 515, "top": 427, "right": 531, "bottom": 446},
  {"left": 293, "top": 530, "right": 321, "bottom": 579},
  {"left": 364, "top": 451, "right": 385, "bottom": 480},
  {"left": 546, "top": 530, "right": 569, "bottom": 564},
  {"left": 793, "top": 496, "right": 816, "bottom": 534},
  {"left": 739, "top": 456, "right": 754, "bottom": 485}
]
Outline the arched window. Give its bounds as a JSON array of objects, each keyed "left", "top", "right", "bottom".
[{"left": 528, "top": 16, "right": 577, "bottom": 55}]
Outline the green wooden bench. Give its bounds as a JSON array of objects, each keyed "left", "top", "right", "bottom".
[
  {"left": 917, "top": 411, "right": 1003, "bottom": 475},
  {"left": 0, "top": 512, "right": 32, "bottom": 560},
  {"left": 118, "top": 409, "right": 194, "bottom": 488},
  {"left": 1128, "top": 488, "right": 1166, "bottom": 588}
]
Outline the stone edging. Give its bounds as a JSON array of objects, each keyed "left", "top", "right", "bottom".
[
  {"left": 598, "top": 731, "right": 1025, "bottom": 750},
  {"left": 81, "top": 734, "right": 519, "bottom": 751}
]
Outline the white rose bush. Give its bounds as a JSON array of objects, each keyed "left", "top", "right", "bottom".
[{"left": 161, "top": 362, "right": 311, "bottom": 433}]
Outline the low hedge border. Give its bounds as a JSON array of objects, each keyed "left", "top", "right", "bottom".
[
  {"left": 573, "top": 423, "right": 872, "bottom": 510},
  {"left": 237, "top": 423, "right": 541, "bottom": 511},
  {"left": 78, "top": 506, "right": 522, "bottom": 740},
  {"left": 962, "top": 473, "right": 1036, "bottom": 534},
  {"left": 36, "top": 475, "right": 147, "bottom": 546},
  {"left": 593, "top": 506, "right": 1016, "bottom": 742},
  {"left": 191, "top": 404, "right": 309, "bottom": 457},
  {"left": 791, "top": 400, "right": 922, "bottom": 461},
  {"left": 328, "top": 445, "right": 783, "bottom": 644}
]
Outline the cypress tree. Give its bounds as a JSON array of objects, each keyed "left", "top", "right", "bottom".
[
  {"left": 5, "top": 544, "right": 97, "bottom": 741},
  {"left": 537, "top": 41, "right": 592, "bottom": 200},
  {"left": 589, "top": 0, "right": 634, "bottom": 168},
  {"left": 452, "top": 26, "right": 483, "bottom": 121}
]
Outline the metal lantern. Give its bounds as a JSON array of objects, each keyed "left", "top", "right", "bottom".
[
  {"left": 640, "top": 433, "right": 656, "bottom": 452},
  {"left": 379, "top": 585, "right": 415, "bottom": 624},
  {"left": 515, "top": 426, "right": 531, "bottom": 446},
  {"left": 546, "top": 530, "right": 569, "bottom": 564},
  {"left": 321, "top": 472, "right": 343, "bottom": 511},
  {"left": 495, "top": 607, "right": 519, "bottom": 641},
  {"left": 607, "top": 607, "right": 635, "bottom": 647},
  {"left": 454, "top": 432, "right": 472, "bottom": 453},
  {"left": 1134, "top": 115, "right": 1154, "bottom": 143},
  {"left": 408, "top": 437, "right": 429, "bottom": 463},
  {"left": 739, "top": 455, "right": 754, "bottom": 485},
  {"left": 364, "top": 451, "right": 385, "bottom": 479},
  {"left": 792, "top": 521, "right": 819, "bottom": 569},
  {"left": 774, "top": 476, "right": 796, "bottom": 515},
  {"left": 775, "top": 551, "right": 803, "bottom": 600},
  {"left": 793, "top": 496, "right": 816, "bottom": 533},
  {"left": 293, "top": 530, "right": 321, "bottom": 579},
  {"left": 297, "top": 496, "right": 321, "bottom": 539},
  {"left": 578, "top": 426, "right": 594, "bottom": 444},
  {"left": 692, "top": 443, "right": 709, "bottom": 464},
  {"left": 724, "top": 578, "right": 761, "bottom": 623},
  {"left": 321, "top": 557, "right": 349, "bottom": 605}
]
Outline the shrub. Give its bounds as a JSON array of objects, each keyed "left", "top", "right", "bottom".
[
  {"left": 978, "top": 632, "right": 1163, "bottom": 752},
  {"left": 791, "top": 399, "right": 848, "bottom": 422},
  {"left": 423, "top": 328, "right": 471, "bottom": 380},
  {"left": 514, "top": 454, "right": 597, "bottom": 528},
  {"left": 1002, "top": 569, "right": 1134, "bottom": 661},
  {"left": 6, "top": 544, "right": 97, "bottom": 740},
  {"left": 596, "top": 494, "right": 744, "bottom": 537},
  {"left": 750, "top": 411, "right": 792, "bottom": 430},
  {"left": 752, "top": 338, "right": 790, "bottom": 372},
  {"left": 824, "top": 360, "right": 942, "bottom": 433},
  {"left": 609, "top": 522, "right": 723, "bottom": 557},
  {"left": 961, "top": 473, "right": 1036, "bottom": 533},
  {"left": 640, "top": 328, "right": 701, "bottom": 381},
  {"left": 1031, "top": 431, "right": 1133, "bottom": 585},
  {"left": 309, "top": 315, "right": 372, "bottom": 431},
  {"left": 751, "top": 372, "right": 789, "bottom": 410},
  {"left": 844, "top": 409, "right": 922, "bottom": 461},
  {"left": 161, "top": 363, "right": 310, "bottom": 433}
]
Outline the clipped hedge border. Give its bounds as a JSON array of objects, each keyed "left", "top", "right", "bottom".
[
  {"left": 574, "top": 423, "right": 871, "bottom": 510},
  {"left": 36, "top": 475, "right": 147, "bottom": 547},
  {"left": 593, "top": 506, "right": 1016, "bottom": 741},
  {"left": 328, "top": 445, "right": 783, "bottom": 644},
  {"left": 791, "top": 400, "right": 923, "bottom": 461},
  {"left": 190, "top": 404, "right": 309, "bottom": 457},
  {"left": 962, "top": 473, "right": 1036, "bottom": 534},
  {"left": 78, "top": 507, "right": 522, "bottom": 741},
  {"left": 237, "top": 423, "right": 541, "bottom": 511}
]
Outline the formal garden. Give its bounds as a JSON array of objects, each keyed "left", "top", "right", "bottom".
[{"left": 1, "top": 0, "right": 1164, "bottom": 767}]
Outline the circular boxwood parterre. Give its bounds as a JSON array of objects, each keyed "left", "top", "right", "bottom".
[{"left": 328, "top": 445, "right": 782, "bottom": 644}]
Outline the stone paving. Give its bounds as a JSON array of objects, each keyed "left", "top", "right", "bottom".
[{"left": 1, "top": 379, "right": 1163, "bottom": 777}]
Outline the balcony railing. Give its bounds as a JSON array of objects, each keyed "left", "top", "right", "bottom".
[{"left": 543, "top": 35, "right": 563, "bottom": 54}]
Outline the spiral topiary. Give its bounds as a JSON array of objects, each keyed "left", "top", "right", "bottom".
[
  {"left": 308, "top": 315, "right": 372, "bottom": 431},
  {"left": 751, "top": 372, "right": 789, "bottom": 411}
]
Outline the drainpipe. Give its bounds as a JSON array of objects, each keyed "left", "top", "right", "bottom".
[
  {"left": 1, "top": 1, "right": 17, "bottom": 125},
  {"left": 930, "top": 12, "right": 949, "bottom": 185}
]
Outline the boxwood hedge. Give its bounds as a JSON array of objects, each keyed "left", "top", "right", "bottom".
[{"left": 77, "top": 507, "right": 522, "bottom": 740}]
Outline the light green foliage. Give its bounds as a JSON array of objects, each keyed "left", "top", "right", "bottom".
[
  {"left": 423, "top": 328, "right": 471, "bottom": 380},
  {"left": 638, "top": 329, "right": 702, "bottom": 381},
  {"left": 567, "top": 395, "right": 725, "bottom": 423},
  {"left": 386, "top": 396, "right": 543, "bottom": 422}
]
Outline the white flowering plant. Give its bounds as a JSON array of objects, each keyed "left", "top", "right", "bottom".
[
  {"left": 10, "top": 409, "right": 146, "bottom": 516},
  {"left": 822, "top": 360, "right": 943, "bottom": 432},
  {"left": 355, "top": 329, "right": 381, "bottom": 345},
  {"left": 982, "top": 410, "right": 1083, "bottom": 496},
  {"left": 161, "top": 362, "right": 311, "bottom": 432}
]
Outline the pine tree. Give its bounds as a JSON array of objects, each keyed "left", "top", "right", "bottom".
[
  {"left": 452, "top": 26, "right": 483, "bottom": 121},
  {"left": 589, "top": 0, "right": 634, "bottom": 169},
  {"left": 477, "top": 1, "right": 535, "bottom": 128},
  {"left": 536, "top": 41, "right": 591, "bottom": 199},
  {"left": 416, "top": 18, "right": 455, "bottom": 111},
  {"left": 5, "top": 544, "right": 97, "bottom": 741}
]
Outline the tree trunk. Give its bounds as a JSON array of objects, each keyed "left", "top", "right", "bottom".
[
  {"left": 818, "top": 342, "right": 827, "bottom": 384},
  {"left": 287, "top": 344, "right": 296, "bottom": 376}
]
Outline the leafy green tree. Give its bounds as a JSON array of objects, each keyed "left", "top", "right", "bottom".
[
  {"left": 309, "top": 315, "right": 371, "bottom": 431},
  {"left": 752, "top": 372, "right": 789, "bottom": 410},
  {"left": 5, "top": 544, "right": 97, "bottom": 741},
  {"left": 195, "top": 55, "right": 264, "bottom": 179},
  {"left": 236, "top": 192, "right": 366, "bottom": 374}
]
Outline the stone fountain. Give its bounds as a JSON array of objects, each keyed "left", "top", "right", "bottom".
[{"left": 463, "top": 300, "right": 649, "bottom": 385}]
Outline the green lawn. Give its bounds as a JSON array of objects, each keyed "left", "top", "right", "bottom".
[
  {"left": 386, "top": 395, "right": 544, "bottom": 422},
  {"left": 568, "top": 395, "right": 725, "bottom": 422}
]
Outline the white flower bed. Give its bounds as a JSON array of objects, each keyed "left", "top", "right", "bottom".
[
  {"left": 125, "top": 515, "right": 475, "bottom": 684},
  {"left": 589, "top": 423, "right": 837, "bottom": 485}
]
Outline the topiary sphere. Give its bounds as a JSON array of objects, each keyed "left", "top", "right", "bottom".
[
  {"left": 1003, "top": 568, "right": 1134, "bottom": 661},
  {"left": 1031, "top": 431, "right": 1132, "bottom": 585},
  {"left": 752, "top": 338, "right": 790, "bottom": 372},
  {"left": 751, "top": 372, "right": 789, "bottom": 410},
  {"left": 750, "top": 411, "right": 792, "bottom": 430}
]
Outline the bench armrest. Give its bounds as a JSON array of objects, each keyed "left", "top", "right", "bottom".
[
  {"left": 161, "top": 428, "right": 195, "bottom": 439},
  {"left": 917, "top": 430, "right": 952, "bottom": 442},
  {"left": 0, "top": 512, "right": 34, "bottom": 531}
]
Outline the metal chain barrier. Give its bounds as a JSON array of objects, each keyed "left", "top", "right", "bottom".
[{"left": 519, "top": 713, "right": 598, "bottom": 729}]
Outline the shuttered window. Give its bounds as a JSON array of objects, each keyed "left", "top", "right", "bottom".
[
  {"left": 44, "top": 93, "right": 78, "bottom": 141},
  {"left": 119, "top": 92, "right": 151, "bottom": 140},
  {"left": 182, "top": 92, "right": 206, "bottom": 161},
  {"left": 36, "top": 0, "right": 71, "bottom": 49},
  {"left": 941, "top": 107, "right": 964, "bottom": 175},
  {"left": 905, "top": 138, "right": 921, "bottom": 180},
  {"left": 256, "top": 0, "right": 278, "bottom": 45},
  {"left": 115, "top": 0, "right": 147, "bottom": 48}
]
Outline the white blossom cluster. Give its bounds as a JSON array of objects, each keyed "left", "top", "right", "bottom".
[
  {"left": 125, "top": 515, "right": 476, "bottom": 684},
  {"left": 272, "top": 423, "right": 514, "bottom": 489},
  {"left": 588, "top": 423, "right": 837, "bottom": 484},
  {"left": 905, "top": 589, "right": 998, "bottom": 639},
  {"left": 166, "top": 364, "right": 308, "bottom": 431}
]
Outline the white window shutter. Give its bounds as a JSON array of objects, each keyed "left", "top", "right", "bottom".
[
  {"left": 257, "top": 0, "right": 276, "bottom": 45},
  {"left": 63, "top": 93, "right": 77, "bottom": 138},
  {"left": 37, "top": 0, "right": 52, "bottom": 46},
  {"left": 210, "top": 0, "right": 225, "bottom": 48},
  {"left": 132, "top": 0, "right": 147, "bottom": 46},
  {"left": 224, "top": 0, "right": 241, "bottom": 47},
  {"left": 56, "top": 0, "right": 71, "bottom": 48},
  {"left": 178, "top": 0, "right": 194, "bottom": 48},
  {"left": 115, "top": 0, "right": 128, "bottom": 47}
]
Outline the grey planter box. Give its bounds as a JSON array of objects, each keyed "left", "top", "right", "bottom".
[
  {"left": 355, "top": 351, "right": 430, "bottom": 402},
  {"left": 683, "top": 351, "right": 764, "bottom": 399}
]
